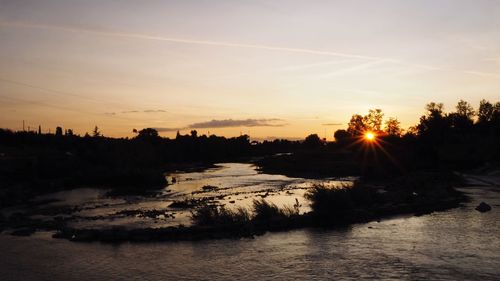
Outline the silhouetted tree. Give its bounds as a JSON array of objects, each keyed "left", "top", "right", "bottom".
[
  {"left": 384, "top": 117, "right": 402, "bottom": 136},
  {"left": 478, "top": 99, "right": 494, "bottom": 123},
  {"left": 363, "top": 109, "right": 384, "bottom": 132},
  {"left": 38, "top": 125, "right": 42, "bottom": 135},
  {"left": 303, "top": 134, "right": 323, "bottom": 148},
  {"left": 136, "top": 128, "right": 159, "bottom": 140},
  {"left": 448, "top": 100, "right": 474, "bottom": 132},
  {"left": 426, "top": 102, "right": 444, "bottom": 115},
  {"left": 334, "top": 129, "right": 350, "bottom": 142},
  {"left": 190, "top": 130, "right": 198, "bottom": 138},
  {"left": 455, "top": 99, "right": 475, "bottom": 119},
  {"left": 55, "top": 126, "right": 63, "bottom": 136},
  {"left": 66, "top": 129, "right": 74, "bottom": 136},
  {"left": 92, "top": 126, "right": 101, "bottom": 137},
  {"left": 347, "top": 114, "right": 366, "bottom": 136},
  {"left": 405, "top": 126, "right": 418, "bottom": 136},
  {"left": 417, "top": 102, "right": 448, "bottom": 138}
]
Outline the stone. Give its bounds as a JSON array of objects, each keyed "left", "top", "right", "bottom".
[{"left": 475, "top": 202, "right": 492, "bottom": 213}]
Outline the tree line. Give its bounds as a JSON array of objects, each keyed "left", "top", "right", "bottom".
[{"left": 333, "top": 99, "right": 500, "bottom": 142}]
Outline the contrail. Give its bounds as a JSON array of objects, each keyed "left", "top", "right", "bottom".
[
  {"left": 0, "top": 21, "right": 383, "bottom": 61},
  {"left": 2, "top": 21, "right": 500, "bottom": 77}
]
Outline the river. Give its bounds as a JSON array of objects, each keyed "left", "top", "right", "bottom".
[{"left": 0, "top": 165, "right": 499, "bottom": 280}]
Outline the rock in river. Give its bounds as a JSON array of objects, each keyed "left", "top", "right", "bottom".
[{"left": 475, "top": 202, "right": 492, "bottom": 213}]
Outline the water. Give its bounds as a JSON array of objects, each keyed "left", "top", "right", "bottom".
[
  {"left": 7, "top": 163, "right": 352, "bottom": 229},
  {"left": 0, "top": 166, "right": 499, "bottom": 280}
]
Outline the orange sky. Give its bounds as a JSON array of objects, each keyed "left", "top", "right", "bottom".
[{"left": 1, "top": 1, "right": 500, "bottom": 140}]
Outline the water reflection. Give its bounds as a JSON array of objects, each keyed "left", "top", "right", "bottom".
[{"left": 17, "top": 163, "right": 353, "bottom": 229}]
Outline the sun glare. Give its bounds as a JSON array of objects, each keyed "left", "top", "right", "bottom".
[{"left": 365, "top": 132, "right": 375, "bottom": 141}]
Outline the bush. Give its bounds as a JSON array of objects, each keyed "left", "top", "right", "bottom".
[
  {"left": 191, "top": 199, "right": 299, "bottom": 227},
  {"left": 305, "top": 183, "right": 376, "bottom": 217},
  {"left": 191, "top": 205, "right": 250, "bottom": 226},
  {"left": 252, "top": 199, "right": 283, "bottom": 221}
]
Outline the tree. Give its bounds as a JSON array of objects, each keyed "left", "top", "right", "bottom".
[
  {"left": 347, "top": 114, "right": 366, "bottom": 136},
  {"left": 417, "top": 102, "right": 447, "bottom": 136},
  {"left": 384, "top": 117, "right": 402, "bottom": 136},
  {"left": 455, "top": 99, "right": 475, "bottom": 120},
  {"left": 334, "top": 129, "right": 350, "bottom": 142},
  {"left": 478, "top": 99, "right": 494, "bottom": 123},
  {"left": 363, "top": 109, "right": 384, "bottom": 132},
  {"left": 136, "top": 128, "right": 159, "bottom": 140},
  {"left": 494, "top": 102, "right": 500, "bottom": 121},
  {"left": 92, "top": 126, "right": 101, "bottom": 137},
  {"left": 303, "top": 134, "right": 323, "bottom": 148},
  {"left": 190, "top": 130, "right": 198, "bottom": 138},
  {"left": 449, "top": 100, "right": 474, "bottom": 131},
  {"left": 38, "top": 125, "right": 42, "bottom": 135},
  {"left": 405, "top": 126, "right": 418, "bottom": 136},
  {"left": 55, "top": 126, "right": 63, "bottom": 136},
  {"left": 426, "top": 102, "right": 444, "bottom": 116},
  {"left": 66, "top": 129, "right": 74, "bottom": 136}
]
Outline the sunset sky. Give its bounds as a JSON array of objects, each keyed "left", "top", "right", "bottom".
[{"left": 1, "top": 0, "right": 500, "bottom": 140}]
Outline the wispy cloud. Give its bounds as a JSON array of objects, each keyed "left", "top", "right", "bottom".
[
  {"left": 277, "top": 59, "right": 356, "bottom": 71},
  {"left": 322, "top": 123, "right": 342, "bottom": 126},
  {"left": 190, "top": 118, "right": 285, "bottom": 128},
  {"left": 154, "top": 127, "right": 183, "bottom": 132},
  {"left": 142, "top": 109, "right": 166, "bottom": 113},
  {"left": 0, "top": 21, "right": 383, "bottom": 61},
  {"left": 154, "top": 118, "right": 286, "bottom": 132},
  {"left": 104, "top": 109, "right": 167, "bottom": 115}
]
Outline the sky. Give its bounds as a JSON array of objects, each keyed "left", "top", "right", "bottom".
[{"left": 1, "top": 0, "right": 500, "bottom": 140}]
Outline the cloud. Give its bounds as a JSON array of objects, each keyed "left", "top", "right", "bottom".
[
  {"left": 154, "top": 127, "right": 184, "bottom": 132},
  {"left": 142, "top": 109, "right": 166, "bottom": 113},
  {"left": 153, "top": 118, "right": 286, "bottom": 132},
  {"left": 189, "top": 118, "right": 285, "bottom": 128},
  {"left": 104, "top": 109, "right": 166, "bottom": 115}
]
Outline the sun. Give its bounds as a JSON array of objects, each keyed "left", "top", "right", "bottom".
[{"left": 365, "top": 132, "right": 375, "bottom": 141}]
